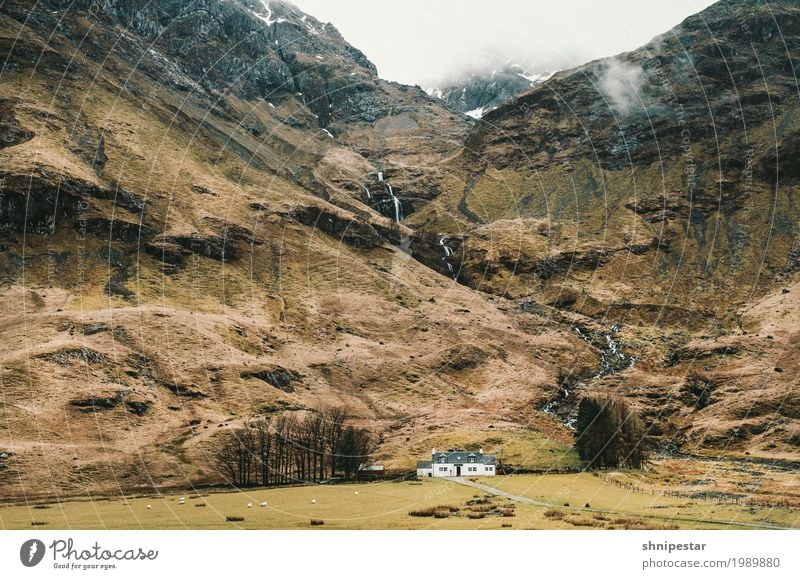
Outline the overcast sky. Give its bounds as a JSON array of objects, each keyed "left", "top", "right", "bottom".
[{"left": 289, "top": 0, "right": 717, "bottom": 86}]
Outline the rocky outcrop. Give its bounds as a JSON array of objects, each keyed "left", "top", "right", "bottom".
[
  {"left": 0, "top": 171, "right": 145, "bottom": 237},
  {"left": 290, "top": 205, "right": 383, "bottom": 249},
  {"left": 70, "top": 391, "right": 150, "bottom": 415},
  {"left": 0, "top": 99, "right": 35, "bottom": 148},
  {"left": 84, "top": 218, "right": 152, "bottom": 243},
  {"left": 240, "top": 365, "right": 300, "bottom": 392}
]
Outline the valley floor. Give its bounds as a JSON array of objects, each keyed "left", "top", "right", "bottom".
[{"left": 1, "top": 461, "right": 797, "bottom": 530}]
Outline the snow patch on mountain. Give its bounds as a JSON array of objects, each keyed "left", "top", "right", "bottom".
[{"left": 427, "top": 64, "right": 555, "bottom": 117}]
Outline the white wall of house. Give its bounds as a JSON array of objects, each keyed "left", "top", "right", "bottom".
[
  {"left": 417, "top": 467, "right": 433, "bottom": 477},
  {"left": 434, "top": 464, "right": 454, "bottom": 477},
  {"left": 432, "top": 462, "right": 495, "bottom": 477}
]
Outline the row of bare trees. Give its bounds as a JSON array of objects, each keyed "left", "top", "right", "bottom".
[{"left": 215, "top": 407, "right": 376, "bottom": 487}]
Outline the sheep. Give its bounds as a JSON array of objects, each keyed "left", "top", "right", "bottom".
[
  {"left": 260, "top": 502, "right": 268, "bottom": 507},
  {"left": 146, "top": 505, "right": 152, "bottom": 510},
  {"left": 354, "top": 491, "right": 359, "bottom": 495},
  {"left": 247, "top": 503, "right": 253, "bottom": 509},
  {"left": 311, "top": 499, "right": 316, "bottom": 504}
]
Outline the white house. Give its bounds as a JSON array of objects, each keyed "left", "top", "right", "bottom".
[{"left": 416, "top": 448, "right": 496, "bottom": 478}]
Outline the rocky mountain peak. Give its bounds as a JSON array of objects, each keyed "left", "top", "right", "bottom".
[
  {"left": 428, "top": 64, "right": 553, "bottom": 119},
  {"left": 9, "top": 0, "right": 382, "bottom": 127}
]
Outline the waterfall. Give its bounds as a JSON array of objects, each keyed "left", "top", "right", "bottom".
[
  {"left": 386, "top": 182, "right": 401, "bottom": 223},
  {"left": 362, "top": 185, "right": 371, "bottom": 200},
  {"left": 439, "top": 237, "right": 455, "bottom": 278},
  {"left": 438, "top": 237, "right": 453, "bottom": 257}
]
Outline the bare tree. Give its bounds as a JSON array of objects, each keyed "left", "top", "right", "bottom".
[
  {"left": 216, "top": 425, "right": 256, "bottom": 486},
  {"left": 339, "top": 426, "right": 376, "bottom": 480},
  {"left": 323, "top": 406, "right": 347, "bottom": 478}
]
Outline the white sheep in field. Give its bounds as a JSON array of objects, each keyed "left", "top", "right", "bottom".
[
  {"left": 354, "top": 492, "right": 359, "bottom": 495},
  {"left": 260, "top": 502, "right": 268, "bottom": 507},
  {"left": 247, "top": 503, "right": 253, "bottom": 508},
  {"left": 146, "top": 505, "right": 152, "bottom": 510},
  {"left": 311, "top": 499, "right": 316, "bottom": 504}
]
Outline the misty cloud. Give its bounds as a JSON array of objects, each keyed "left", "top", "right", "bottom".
[
  {"left": 597, "top": 58, "right": 645, "bottom": 114},
  {"left": 289, "top": 0, "right": 715, "bottom": 86}
]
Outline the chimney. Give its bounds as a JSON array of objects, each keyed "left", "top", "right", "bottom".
[
  {"left": 479, "top": 448, "right": 483, "bottom": 454},
  {"left": 432, "top": 448, "right": 436, "bottom": 455}
]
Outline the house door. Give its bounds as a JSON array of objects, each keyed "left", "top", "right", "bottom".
[{"left": 456, "top": 466, "right": 461, "bottom": 476}]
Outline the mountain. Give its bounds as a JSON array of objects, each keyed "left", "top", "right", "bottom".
[
  {"left": 409, "top": 0, "right": 800, "bottom": 455},
  {"left": 428, "top": 65, "right": 553, "bottom": 118},
  {"left": 1, "top": 0, "right": 799, "bottom": 499},
  {"left": 0, "top": 0, "right": 583, "bottom": 498}
]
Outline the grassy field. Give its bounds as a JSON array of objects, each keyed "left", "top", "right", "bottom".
[
  {"left": 2, "top": 472, "right": 796, "bottom": 530},
  {"left": 384, "top": 428, "right": 582, "bottom": 472},
  {"left": 486, "top": 473, "right": 799, "bottom": 529}
]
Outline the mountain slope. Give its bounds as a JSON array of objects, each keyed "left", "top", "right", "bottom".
[
  {"left": 408, "top": 0, "right": 800, "bottom": 456},
  {"left": 0, "top": 0, "right": 588, "bottom": 498}
]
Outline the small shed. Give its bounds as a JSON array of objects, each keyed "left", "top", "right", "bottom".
[
  {"left": 416, "top": 461, "right": 433, "bottom": 477},
  {"left": 358, "top": 464, "right": 385, "bottom": 478}
]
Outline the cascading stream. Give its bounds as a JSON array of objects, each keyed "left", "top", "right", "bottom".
[
  {"left": 542, "top": 324, "right": 635, "bottom": 428},
  {"left": 439, "top": 236, "right": 456, "bottom": 278}
]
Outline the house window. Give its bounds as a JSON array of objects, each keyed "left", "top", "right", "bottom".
[
  {"left": 438, "top": 455, "right": 446, "bottom": 463},
  {"left": 438, "top": 466, "right": 448, "bottom": 472},
  {"left": 468, "top": 456, "right": 476, "bottom": 463}
]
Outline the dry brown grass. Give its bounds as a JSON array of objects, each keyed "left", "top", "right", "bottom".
[
  {"left": 609, "top": 517, "right": 679, "bottom": 530},
  {"left": 409, "top": 504, "right": 460, "bottom": 518},
  {"left": 466, "top": 504, "right": 495, "bottom": 513},
  {"left": 566, "top": 516, "right": 605, "bottom": 528}
]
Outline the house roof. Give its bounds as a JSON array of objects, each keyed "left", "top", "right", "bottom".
[
  {"left": 416, "top": 461, "right": 432, "bottom": 469},
  {"left": 432, "top": 451, "right": 496, "bottom": 465}
]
